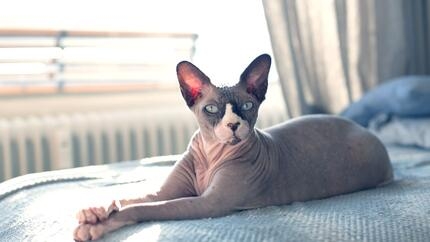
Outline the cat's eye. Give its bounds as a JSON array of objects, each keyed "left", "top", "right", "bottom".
[
  {"left": 242, "top": 102, "right": 254, "bottom": 111},
  {"left": 204, "top": 104, "right": 219, "bottom": 114}
]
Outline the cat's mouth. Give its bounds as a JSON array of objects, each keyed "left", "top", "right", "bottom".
[{"left": 226, "top": 136, "right": 241, "bottom": 145}]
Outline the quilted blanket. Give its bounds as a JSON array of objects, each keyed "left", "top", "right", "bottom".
[{"left": 0, "top": 147, "right": 430, "bottom": 242}]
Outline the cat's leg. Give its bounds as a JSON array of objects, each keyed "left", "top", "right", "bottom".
[
  {"left": 73, "top": 167, "right": 247, "bottom": 241},
  {"left": 119, "top": 155, "right": 197, "bottom": 206},
  {"left": 74, "top": 196, "right": 229, "bottom": 241},
  {"left": 75, "top": 154, "right": 197, "bottom": 225}
]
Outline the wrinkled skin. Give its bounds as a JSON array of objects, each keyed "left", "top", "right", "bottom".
[{"left": 74, "top": 54, "right": 393, "bottom": 241}]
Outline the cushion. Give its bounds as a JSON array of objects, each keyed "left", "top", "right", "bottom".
[
  {"left": 340, "top": 76, "right": 430, "bottom": 126},
  {"left": 369, "top": 114, "right": 430, "bottom": 149}
]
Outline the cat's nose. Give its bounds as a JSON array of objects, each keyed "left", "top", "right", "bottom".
[{"left": 227, "top": 122, "right": 240, "bottom": 131}]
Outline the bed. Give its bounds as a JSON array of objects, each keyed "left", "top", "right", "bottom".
[{"left": 1, "top": 76, "right": 430, "bottom": 242}]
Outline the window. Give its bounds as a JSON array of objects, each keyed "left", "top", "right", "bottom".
[
  {"left": 0, "top": 0, "right": 272, "bottom": 96},
  {"left": 0, "top": 29, "right": 197, "bottom": 95}
]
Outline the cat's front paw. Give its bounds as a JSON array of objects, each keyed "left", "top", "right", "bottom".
[
  {"left": 73, "top": 223, "right": 104, "bottom": 241},
  {"left": 76, "top": 200, "right": 119, "bottom": 224}
]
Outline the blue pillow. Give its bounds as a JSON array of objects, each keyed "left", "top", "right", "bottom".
[{"left": 340, "top": 76, "right": 430, "bottom": 127}]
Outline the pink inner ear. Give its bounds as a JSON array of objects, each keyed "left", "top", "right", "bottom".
[
  {"left": 186, "top": 76, "right": 203, "bottom": 99},
  {"left": 246, "top": 85, "right": 255, "bottom": 94},
  {"left": 248, "top": 73, "right": 260, "bottom": 83},
  {"left": 190, "top": 86, "right": 201, "bottom": 99}
]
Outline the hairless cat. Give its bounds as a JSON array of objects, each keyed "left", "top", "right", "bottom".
[{"left": 74, "top": 54, "right": 393, "bottom": 241}]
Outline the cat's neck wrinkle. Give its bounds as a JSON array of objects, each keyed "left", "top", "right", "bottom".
[
  {"left": 189, "top": 129, "right": 266, "bottom": 196},
  {"left": 200, "top": 130, "right": 259, "bottom": 165}
]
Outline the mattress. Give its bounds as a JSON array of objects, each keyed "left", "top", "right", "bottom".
[{"left": 0, "top": 146, "right": 429, "bottom": 242}]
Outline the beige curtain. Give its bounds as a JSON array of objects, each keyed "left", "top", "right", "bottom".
[{"left": 262, "top": 0, "right": 430, "bottom": 117}]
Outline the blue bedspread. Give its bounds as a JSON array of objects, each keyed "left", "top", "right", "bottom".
[{"left": 0, "top": 147, "right": 429, "bottom": 242}]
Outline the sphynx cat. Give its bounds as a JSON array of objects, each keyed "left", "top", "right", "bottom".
[{"left": 74, "top": 54, "right": 393, "bottom": 241}]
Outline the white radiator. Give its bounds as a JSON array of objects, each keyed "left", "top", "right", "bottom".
[{"left": 0, "top": 108, "right": 286, "bottom": 181}]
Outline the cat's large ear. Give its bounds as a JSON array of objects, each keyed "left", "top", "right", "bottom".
[
  {"left": 177, "top": 61, "right": 212, "bottom": 107},
  {"left": 238, "top": 54, "right": 271, "bottom": 103}
]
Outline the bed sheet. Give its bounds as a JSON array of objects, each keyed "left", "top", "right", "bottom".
[{"left": 0, "top": 147, "right": 429, "bottom": 242}]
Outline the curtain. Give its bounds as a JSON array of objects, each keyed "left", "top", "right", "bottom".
[{"left": 262, "top": 0, "right": 430, "bottom": 118}]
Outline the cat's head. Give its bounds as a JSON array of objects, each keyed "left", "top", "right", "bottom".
[{"left": 177, "top": 54, "right": 271, "bottom": 145}]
